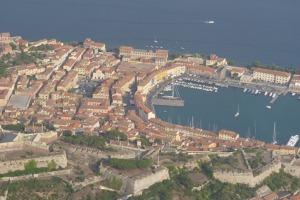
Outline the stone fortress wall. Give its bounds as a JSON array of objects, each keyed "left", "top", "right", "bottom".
[
  {"left": 0, "top": 150, "right": 67, "bottom": 174},
  {"left": 128, "top": 167, "right": 170, "bottom": 195},
  {"left": 214, "top": 160, "right": 281, "bottom": 187},
  {"left": 283, "top": 158, "right": 300, "bottom": 178}
]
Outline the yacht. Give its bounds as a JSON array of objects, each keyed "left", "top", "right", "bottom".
[
  {"left": 269, "top": 93, "right": 273, "bottom": 97},
  {"left": 264, "top": 91, "right": 268, "bottom": 96},
  {"left": 266, "top": 105, "right": 271, "bottom": 109},
  {"left": 286, "top": 135, "right": 299, "bottom": 147},
  {"left": 292, "top": 92, "right": 296, "bottom": 96},
  {"left": 205, "top": 20, "right": 215, "bottom": 24},
  {"left": 234, "top": 105, "right": 240, "bottom": 117},
  {"left": 243, "top": 88, "right": 247, "bottom": 92},
  {"left": 154, "top": 36, "right": 158, "bottom": 43}
]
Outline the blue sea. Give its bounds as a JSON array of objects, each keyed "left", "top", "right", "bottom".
[
  {"left": 1, "top": 0, "right": 300, "bottom": 67},
  {"left": 1, "top": 0, "right": 300, "bottom": 145}
]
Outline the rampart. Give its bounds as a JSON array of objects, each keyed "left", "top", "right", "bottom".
[
  {"left": 129, "top": 167, "right": 169, "bottom": 195},
  {"left": 0, "top": 150, "right": 67, "bottom": 174},
  {"left": 0, "top": 169, "right": 72, "bottom": 182},
  {"left": 0, "top": 141, "right": 49, "bottom": 153},
  {"left": 284, "top": 159, "right": 300, "bottom": 178},
  {"left": 214, "top": 160, "right": 281, "bottom": 187}
]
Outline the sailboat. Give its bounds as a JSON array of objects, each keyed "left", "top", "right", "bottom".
[
  {"left": 234, "top": 105, "right": 240, "bottom": 117},
  {"left": 272, "top": 122, "right": 277, "bottom": 145},
  {"left": 162, "top": 77, "right": 181, "bottom": 100},
  {"left": 154, "top": 36, "right": 158, "bottom": 43}
]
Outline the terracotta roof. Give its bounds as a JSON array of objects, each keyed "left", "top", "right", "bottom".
[{"left": 254, "top": 68, "right": 291, "bottom": 78}]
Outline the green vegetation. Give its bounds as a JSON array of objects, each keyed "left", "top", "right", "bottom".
[
  {"left": 105, "top": 130, "right": 127, "bottom": 141},
  {"left": 62, "top": 130, "right": 128, "bottom": 149},
  {"left": 199, "top": 161, "right": 214, "bottom": 179},
  {"left": 154, "top": 138, "right": 162, "bottom": 144},
  {"left": 139, "top": 136, "right": 152, "bottom": 146},
  {"left": 108, "top": 158, "right": 152, "bottom": 170},
  {"left": 9, "top": 42, "right": 17, "bottom": 50},
  {"left": 249, "top": 152, "right": 264, "bottom": 169},
  {"left": 0, "top": 51, "right": 46, "bottom": 78},
  {"left": 244, "top": 148, "right": 256, "bottom": 153},
  {"left": 129, "top": 180, "right": 174, "bottom": 200},
  {"left": 160, "top": 152, "right": 193, "bottom": 163},
  {"left": 27, "top": 74, "right": 37, "bottom": 81},
  {"left": 62, "top": 130, "right": 73, "bottom": 137},
  {"left": 100, "top": 177, "right": 123, "bottom": 190},
  {"left": 247, "top": 60, "right": 300, "bottom": 75},
  {"left": 131, "top": 165, "right": 255, "bottom": 200},
  {"left": 2, "top": 124, "right": 25, "bottom": 132},
  {"left": 29, "top": 44, "right": 54, "bottom": 51},
  {"left": 86, "top": 190, "right": 119, "bottom": 200},
  {"left": 263, "top": 169, "right": 300, "bottom": 191},
  {"left": 0, "top": 177, "right": 73, "bottom": 200},
  {"left": 47, "top": 160, "right": 57, "bottom": 170},
  {"left": 63, "top": 41, "right": 82, "bottom": 47},
  {"left": 198, "top": 180, "right": 254, "bottom": 200},
  {"left": 68, "top": 88, "right": 76, "bottom": 93},
  {"left": 62, "top": 135, "right": 105, "bottom": 149},
  {"left": 24, "top": 160, "right": 37, "bottom": 171},
  {"left": 0, "top": 160, "right": 58, "bottom": 178}
]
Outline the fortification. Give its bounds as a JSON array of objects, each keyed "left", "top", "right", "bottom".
[
  {"left": 126, "top": 167, "right": 169, "bottom": 195},
  {"left": 284, "top": 159, "right": 300, "bottom": 178},
  {"left": 214, "top": 160, "right": 281, "bottom": 187},
  {"left": 0, "top": 150, "right": 67, "bottom": 174}
]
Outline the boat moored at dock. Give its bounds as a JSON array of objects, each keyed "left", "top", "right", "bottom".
[{"left": 286, "top": 135, "right": 299, "bottom": 147}]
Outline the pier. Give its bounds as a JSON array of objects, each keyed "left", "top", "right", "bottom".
[
  {"left": 152, "top": 98, "right": 184, "bottom": 107},
  {"left": 270, "top": 95, "right": 279, "bottom": 104}
]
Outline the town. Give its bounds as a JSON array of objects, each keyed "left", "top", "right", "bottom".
[{"left": 0, "top": 32, "right": 300, "bottom": 200}]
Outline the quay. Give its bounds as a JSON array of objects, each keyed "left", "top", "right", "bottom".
[
  {"left": 270, "top": 95, "right": 279, "bottom": 104},
  {"left": 152, "top": 98, "right": 184, "bottom": 107}
]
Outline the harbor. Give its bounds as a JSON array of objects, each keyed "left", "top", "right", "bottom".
[{"left": 154, "top": 83, "right": 300, "bottom": 147}]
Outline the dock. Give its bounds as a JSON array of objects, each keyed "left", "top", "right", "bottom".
[
  {"left": 270, "top": 95, "right": 279, "bottom": 104},
  {"left": 152, "top": 98, "right": 184, "bottom": 107}
]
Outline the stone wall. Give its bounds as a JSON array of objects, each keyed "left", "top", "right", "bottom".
[
  {"left": 0, "top": 141, "right": 49, "bottom": 153},
  {"left": 0, "top": 169, "right": 72, "bottom": 182},
  {"left": 284, "top": 159, "right": 300, "bottom": 178},
  {"left": 129, "top": 167, "right": 170, "bottom": 195},
  {"left": 214, "top": 161, "right": 281, "bottom": 187},
  {"left": 0, "top": 150, "right": 67, "bottom": 174}
]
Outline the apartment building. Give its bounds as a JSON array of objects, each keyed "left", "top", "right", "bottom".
[{"left": 253, "top": 68, "right": 291, "bottom": 84}]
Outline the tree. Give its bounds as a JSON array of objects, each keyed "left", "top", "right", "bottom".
[
  {"left": 63, "top": 130, "right": 73, "bottom": 137},
  {"left": 2, "top": 124, "right": 25, "bottom": 132},
  {"left": 154, "top": 138, "right": 162, "bottom": 145},
  {"left": 47, "top": 160, "right": 57, "bottom": 170},
  {"left": 24, "top": 160, "right": 37, "bottom": 171},
  {"left": 9, "top": 42, "right": 17, "bottom": 50}
]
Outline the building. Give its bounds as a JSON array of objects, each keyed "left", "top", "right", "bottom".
[
  {"left": 119, "top": 46, "right": 168, "bottom": 66},
  {"left": 218, "top": 129, "right": 239, "bottom": 141},
  {"left": 57, "top": 70, "right": 78, "bottom": 91},
  {"left": 83, "top": 38, "right": 106, "bottom": 52},
  {"left": 253, "top": 68, "right": 291, "bottom": 84},
  {"left": 186, "top": 65, "right": 218, "bottom": 79},
  {"left": 0, "top": 43, "right": 12, "bottom": 55},
  {"left": 17, "top": 64, "right": 45, "bottom": 76},
  {"left": 230, "top": 67, "right": 246, "bottom": 78},
  {"left": 289, "top": 75, "right": 300, "bottom": 93},
  {"left": 206, "top": 54, "right": 227, "bottom": 66},
  {"left": 0, "top": 32, "right": 10, "bottom": 43}
]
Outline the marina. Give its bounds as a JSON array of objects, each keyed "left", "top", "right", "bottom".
[{"left": 154, "top": 83, "right": 300, "bottom": 147}]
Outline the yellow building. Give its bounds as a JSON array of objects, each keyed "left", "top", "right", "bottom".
[
  {"left": 253, "top": 68, "right": 291, "bottom": 84},
  {"left": 218, "top": 129, "right": 239, "bottom": 141}
]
